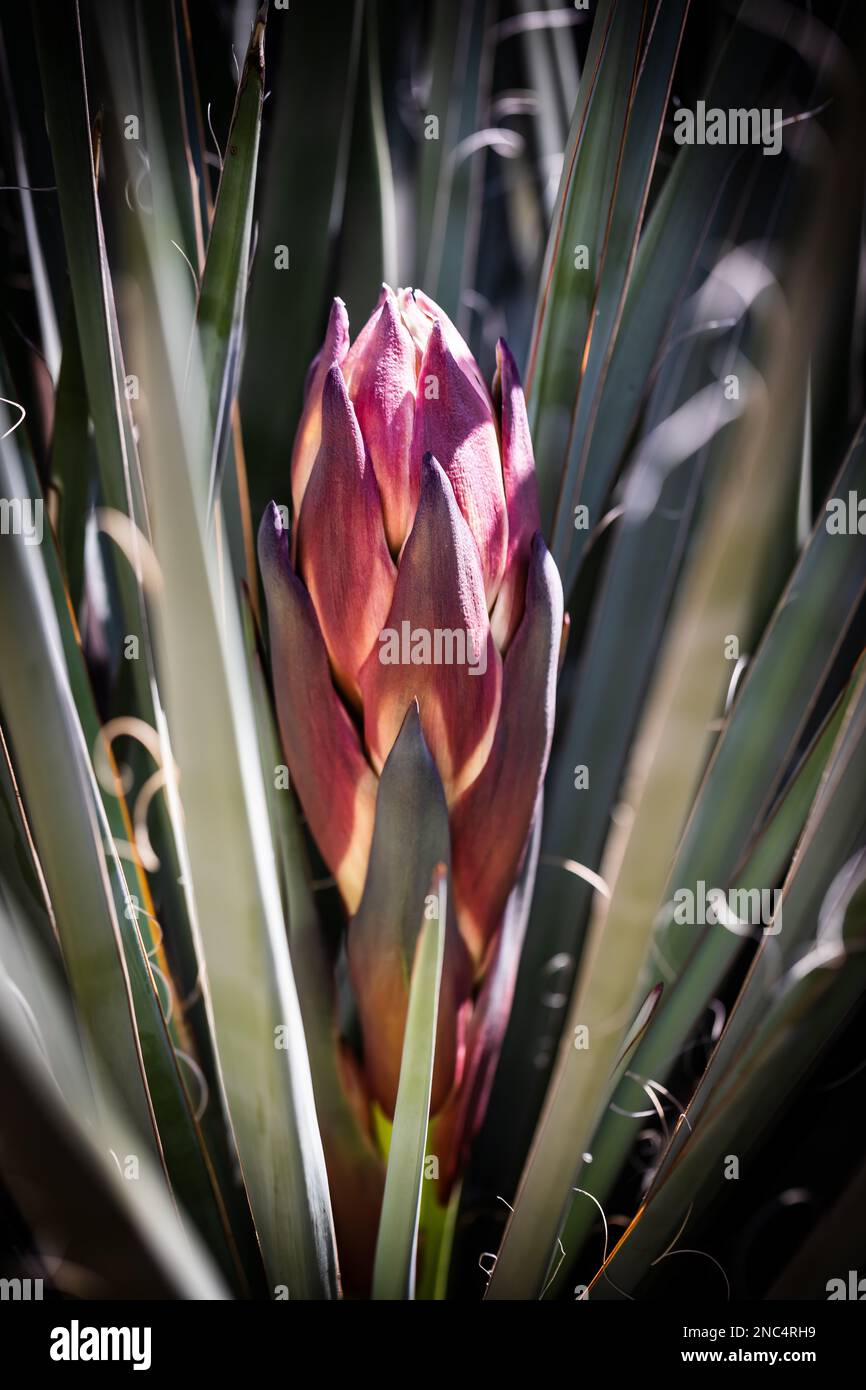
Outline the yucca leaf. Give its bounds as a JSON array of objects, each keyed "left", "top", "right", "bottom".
[
  {"left": 117, "top": 150, "right": 339, "bottom": 1292},
  {"left": 417, "top": 1174, "right": 461, "bottom": 1301},
  {"left": 483, "top": 294, "right": 729, "bottom": 1198},
  {"left": 243, "top": 587, "right": 385, "bottom": 1296},
  {"left": 196, "top": 4, "right": 265, "bottom": 514},
  {"left": 0, "top": 18, "right": 60, "bottom": 381},
  {"left": 373, "top": 866, "right": 446, "bottom": 1300},
  {"left": 532, "top": 0, "right": 689, "bottom": 587},
  {"left": 415, "top": 0, "right": 463, "bottom": 283},
  {"left": 515, "top": 0, "right": 579, "bottom": 222},
  {"left": 32, "top": 0, "right": 146, "bottom": 533},
  {"left": 532, "top": 395, "right": 866, "bottom": 1288},
  {"left": 0, "top": 394, "right": 254, "bottom": 1292},
  {"left": 334, "top": 0, "right": 399, "bottom": 325},
  {"left": 72, "top": 0, "right": 338, "bottom": 1297},
  {"left": 536, "top": 2, "right": 780, "bottom": 585},
  {"left": 33, "top": 0, "right": 157, "bottom": 776},
  {"left": 420, "top": 0, "right": 493, "bottom": 326},
  {"left": 488, "top": 238, "right": 818, "bottom": 1296},
  {"left": 677, "top": 663, "right": 866, "bottom": 1106},
  {"left": 136, "top": 0, "right": 207, "bottom": 276},
  {"left": 0, "top": 730, "right": 57, "bottom": 957},
  {"left": 0, "top": 406, "right": 161, "bottom": 1163},
  {"left": 35, "top": 0, "right": 247, "bottom": 1204},
  {"left": 21, "top": 3, "right": 266, "bottom": 1279},
  {"left": 48, "top": 301, "right": 91, "bottom": 614},
  {"left": 548, "top": 669, "right": 858, "bottom": 1293},
  {"left": 591, "top": 686, "right": 866, "bottom": 1297},
  {"left": 239, "top": 0, "right": 364, "bottom": 521},
  {"left": 0, "top": 893, "right": 226, "bottom": 1299},
  {"left": 525, "top": 0, "right": 652, "bottom": 538},
  {"left": 656, "top": 418, "right": 866, "bottom": 984}
]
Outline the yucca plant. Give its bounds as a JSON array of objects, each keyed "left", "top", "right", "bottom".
[{"left": 1, "top": 0, "right": 865, "bottom": 1306}]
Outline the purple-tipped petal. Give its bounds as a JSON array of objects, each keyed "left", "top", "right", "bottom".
[
  {"left": 291, "top": 298, "right": 350, "bottom": 520},
  {"left": 489, "top": 339, "right": 541, "bottom": 652},
  {"left": 348, "top": 703, "right": 472, "bottom": 1118},
  {"left": 411, "top": 322, "right": 508, "bottom": 606},
  {"left": 359, "top": 455, "right": 502, "bottom": 805},
  {"left": 451, "top": 533, "right": 562, "bottom": 963},
  {"left": 297, "top": 367, "right": 397, "bottom": 701},
  {"left": 342, "top": 292, "right": 419, "bottom": 551},
  {"left": 258, "top": 503, "right": 378, "bottom": 912}
]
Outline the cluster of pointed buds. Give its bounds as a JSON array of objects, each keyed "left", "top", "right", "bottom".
[{"left": 259, "top": 286, "right": 562, "bottom": 1186}]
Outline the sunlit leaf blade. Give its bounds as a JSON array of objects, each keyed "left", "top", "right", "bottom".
[
  {"left": 123, "top": 178, "right": 339, "bottom": 1295},
  {"left": 420, "top": 0, "right": 492, "bottom": 327},
  {"left": 32, "top": 0, "right": 145, "bottom": 531},
  {"left": 0, "top": 19, "right": 60, "bottom": 382},
  {"left": 0, "top": 725, "right": 57, "bottom": 957},
  {"left": 196, "top": 4, "right": 265, "bottom": 513},
  {"left": 483, "top": 325, "right": 718, "bottom": 1199},
  {"left": 591, "top": 686, "right": 866, "bottom": 1298},
  {"left": 0, "top": 403, "right": 162, "bottom": 1162},
  {"left": 373, "top": 867, "right": 446, "bottom": 1300},
  {"left": 47, "top": 302, "right": 91, "bottom": 614},
  {"left": 242, "top": 590, "right": 385, "bottom": 1296},
  {"left": 535, "top": 0, "right": 689, "bottom": 588},
  {"left": 33, "top": 0, "right": 156, "bottom": 747},
  {"left": 0, "top": 892, "right": 226, "bottom": 1300},
  {"left": 137, "top": 0, "right": 207, "bottom": 276},
  {"left": 516, "top": 0, "right": 579, "bottom": 222},
  {"left": 658, "top": 418, "right": 866, "bottom": 982},
  {"left": 0, "top": 395, "right": 252, "bottom": 1292},
  {"left": 50, "top": 0, "right": 338, "bottom": 1299},
  {"left": 35, "top": 2, "right": 251, "bottom": 1235},
  {"left": 333, "top": 0, "right": 398, "bottom": 331},
  {"left": 414, "top": 1, "right": 463, "bottom": 283},
  {"left": 679, "top": 662, "right": 866, "bottom": 1119},
  {"left": 610, "top": 981, "right": 664, "bottom": 1083},
  {"left": 548, "top": 670, "right": 857, "bottom": 1294},
  {"left": 550, "top": 410, "right": 866, "bottom": 1268},
  {"left": 536, "top": 1, "right": 779, "bottom": 584},
  {"left": 488, "top": 14, "right": 864, "bottom": 1291},
  {"left": 487, "top": 205, "right": 826, "bottom": 1295},
  {"left": 525, "top": 0, "right": 649, "bottom": 537},
  {"left": 239, "top": 0, "right": 363, "bottom": 522},
  {"left": 20, "top": 0, "right": 265, "bottom": 1284}
]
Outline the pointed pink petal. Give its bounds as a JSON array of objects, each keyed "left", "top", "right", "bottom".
[
  {"left": 258, "top": 502, "right": 378, "bottom": 912},
  {"left": 451, "top": 534, "right": 562, "bottom": 963},
  {"left": 490, "top": 338, "right": 542, "bottom": 651},
  {"left": 297, "top": 367, "right": 397, "bottom": 701},
  {"left": 411, "top": 321, "right": 508, "bottom": 606},
  {"left": 342, "top": 293, "right": 420, "bottom": 551},
  {"left": 396, "top": 286, "right": 435, "bottom": 361},
  {"left": 399, "top": 287, "right": 489, "bottom": 401},
  {"left": 342, "top": 284, "right": 393, "bottom": 378},
  {"left": 291, "top": 298, "right": 350, "bottom": 520},
  {"left": 359, "top": 455, "right": 502, "bottom": 805}
]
